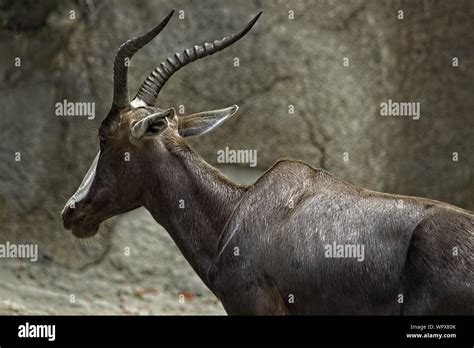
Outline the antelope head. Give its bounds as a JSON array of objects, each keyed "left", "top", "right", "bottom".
[{"left": 62, "top": 10, "right": 261, "bottom": 238}]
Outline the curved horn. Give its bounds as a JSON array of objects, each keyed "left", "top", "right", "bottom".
[
  {"left": 112, "top": 10, "right": 175, "bottom": 108},
  {"left": 133, "top": 11, "right": 262, "bottom": 107}
]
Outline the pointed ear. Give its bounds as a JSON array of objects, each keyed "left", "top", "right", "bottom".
[
  {"left": 131, "top": 108, "right": 175, "bottom": 139},
  {"left": 178, "top": 105, "right": 239, "bottom": 137}
]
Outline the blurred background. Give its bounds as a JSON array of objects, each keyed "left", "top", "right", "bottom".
[{"left": 0, "top": 0, "right": 472, "bottom": 314}]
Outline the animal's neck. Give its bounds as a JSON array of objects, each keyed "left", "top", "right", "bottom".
[{"left": 143, "top": 142, "right": 245, "bottom": 288}]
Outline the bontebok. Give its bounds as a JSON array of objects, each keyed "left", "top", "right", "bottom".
[{"left": 62, "top": 10, "right": 474, "bottom": 315}]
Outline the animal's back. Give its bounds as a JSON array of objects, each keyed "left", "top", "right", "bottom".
[{"left": 210, "top": 160, "right": 473, "bottom": 314}]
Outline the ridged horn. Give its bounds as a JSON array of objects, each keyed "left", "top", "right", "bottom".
[
  {"left": 112, "top": 10, "right": 175, "bottom": 108},
  {"left": 133, "top": 11, "right": 262, "bottom": 107}
]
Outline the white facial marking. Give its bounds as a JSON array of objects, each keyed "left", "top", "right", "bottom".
[
  {"left": 130, "top": 98, "right": 147, "bottom": 108},
  {"left": 63, "top": 152, "right": 100, "bottom": 210}
]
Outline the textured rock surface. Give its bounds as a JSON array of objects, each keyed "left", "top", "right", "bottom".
[{"left": 0, "top": 0, "right": 472, "bottom": 314}]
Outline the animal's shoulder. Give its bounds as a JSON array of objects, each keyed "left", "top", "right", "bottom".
[
  {"left": 250, "top": 159, "right": 328, "bottom": 191},
  {"left": 214, "top": 159, "right": 323, "bottom": 243},
  {"left": 209, "top": 160, "right": 346, "bottom": 283},
  {"left": 223, "top": 159, "right": 341, "bottom": 223}
]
